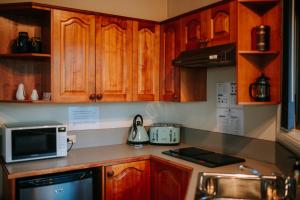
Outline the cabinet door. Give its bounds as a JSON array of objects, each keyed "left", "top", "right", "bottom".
[
  {"left": 210, "top": 1, "right": 236, "bottom": 46},
  {"left": 181, "top": 12, "right": 201, "bottom": 50},
  {"left": 160, "top": 21, "right": 181, "bottom": 101},
  {"left": 52, "top": 10, "right": 95, "bottom": 102},
  {"left": 132, "top": 21, "right": 160, "bottom": 101},
  {"left": 95, "top": 16, "right": 133, "bottom": 102},
  {"left": 151, "top": 158, "right": 191, "bottom": 200},
  {"left": 105, "top": 160, "right": 150, "bottom": 200}
]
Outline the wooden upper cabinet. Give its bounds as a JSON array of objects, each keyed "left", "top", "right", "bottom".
[
  {"left": 95, "top": 16, "right": 133, "bottom": 102},
  {"left": 151, "top": 158, "right": 191, "bottom": 200},
  {"left": 52, "top": 10, "right": 95, "bottom": 102},
  {"left": 132, "top": 21, "right": 160, "bottom": 101},
  {"left": 210, "top": 0, "right": 236, "bottom": 46},
  {"left": 160, "top": 21, "right": 181, "bottom": 102},
  {"left": 180, "top": 9, "right": 211, "bottom": 50},
  {"left": 181, "top": 12, "right": 201, "bottom": 50},
  {"left": 105, "top": 160, "right": 150, "bottom": 200}
]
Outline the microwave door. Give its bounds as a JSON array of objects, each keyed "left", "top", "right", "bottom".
[{"left": 11, "top": 128, "right": 57, "bottom": 160}]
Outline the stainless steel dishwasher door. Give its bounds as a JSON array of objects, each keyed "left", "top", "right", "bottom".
[{"left": 19, "top": 177, "right": 93, "bottom": 200}]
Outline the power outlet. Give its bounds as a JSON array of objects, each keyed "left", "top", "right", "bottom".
[{"left": 67, "top": 135, "right": 77, "bottom": 143}]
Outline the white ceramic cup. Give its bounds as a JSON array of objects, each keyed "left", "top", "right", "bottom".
[{"left": 30, "top": 89, "right": 39, "bottom": 101}]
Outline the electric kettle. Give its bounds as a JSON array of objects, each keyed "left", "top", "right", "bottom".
[
  {"left": 249, "top": 73, "right": 271, "bottom": 102},
  {"left": 127, "top": 114, "right": 149, "bottom": 146}
]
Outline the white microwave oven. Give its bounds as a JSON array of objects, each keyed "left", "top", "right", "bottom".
[{"left": 2, "top": 121, "right": 67, "bottom": 163}]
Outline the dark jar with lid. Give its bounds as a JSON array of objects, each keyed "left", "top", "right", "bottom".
[
  {"left": 14, "top": 32, "right": 30, "bottom": 53},
  {"left": 251, "top": 25, "right": 270, "bottom": 51},
  {"left": 29, "top": 37, "right": 42, "bottom": 53}
]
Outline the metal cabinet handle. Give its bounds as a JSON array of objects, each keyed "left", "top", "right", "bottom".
[
  {"left": 89, "top": 94, "right": 96, "bottom": 100},
  {"left": 96, "top": 94, "right": 103, "bottom": 100},
  {"left": 107, "top": 170, "right": 114, "bottom": 177}
]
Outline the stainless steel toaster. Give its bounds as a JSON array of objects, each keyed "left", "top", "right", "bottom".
[{"left": 149, "top": 123, "right": 180, "bottom": 145}]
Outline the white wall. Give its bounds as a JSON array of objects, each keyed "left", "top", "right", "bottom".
[
  {"left": 0, "top": 0, "right": 279, "bottom": 141},
  {"left": 167, "top": 0, "right": 222, "bottom": 18}
]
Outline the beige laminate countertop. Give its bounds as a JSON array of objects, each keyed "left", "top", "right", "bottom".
[{"left": 3, "top": 144, "right": 282, "bottom": 200}]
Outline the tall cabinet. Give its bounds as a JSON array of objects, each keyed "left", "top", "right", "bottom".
[
  {"left": 95, "top": 16, "right": 133, "bottom": 102},
  {"left": 160, "top": 20, "right": 181, "bottom": 102},
  {"left": 52, "top": 10, "right": 95, "bottom": 102},
  {"left": 133, "top": 21, "right": 160, "bottom": 101}
]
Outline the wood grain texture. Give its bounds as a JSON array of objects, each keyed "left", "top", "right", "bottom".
[
  {"left": 2, "top": 167, "right": 16, "bottom": 200},
  {"left": 0, "top": 53, "right": 51, "bottom": 58},
  {"left": 0, "top": 12, "right": 50, "bottom": 55},
  {"left": 95, "top": 16, "right": 133, "bottom": 102},
  {"left": 52, "top": 9, "right": 95, "bottom": 102},
  {"left": 151, "top": 157, "right": 192, "bottom": 200},
  {"left": 210, "top": 1, "right": 237, "bottom": 46},
  {"left": 0, "top": 59, "right": 50, "bottom": 101},
  {"left": 199, "top": 9, "right": 212, "bottom": 46},
  {"left": 180, "top": 67, "right": 207, "bottom": 102},
  {"left": 159, "top": 21, "right": 181, "bottom": 102},
  {"left": 133, "top": 21, "right": 160, "bottom": 101},
  {"left": 237, "top": 0, "right": 281, "bottom": 104},
  {"left": 105, "top": 160, "right": 150, "bottom": 200},
  {"left": 180, "top": 12, "right": 201, "bottom": 50},
  {"left": 0, "top": 11, "right": 51, "bottom": 102}
]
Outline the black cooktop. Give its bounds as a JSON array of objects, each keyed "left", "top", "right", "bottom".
[{"left": 162, "top": 147, "right": 245, "bottom": 168}]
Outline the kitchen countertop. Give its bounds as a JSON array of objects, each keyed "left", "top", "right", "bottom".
[{"left": 3, "top": 144, "right": 282, "bottom": 200}]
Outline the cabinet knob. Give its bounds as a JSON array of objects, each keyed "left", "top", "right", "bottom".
[
  {"left": 96, "top": 94, "right": 103, "bottom": 100},
  {"left": 173, "top": 94, "right": 179, "bottom": 100},
  {"left": 107, "top": 170, "right": 114, "bottom": 177},
  {"left": 89, "top": 94, "right": 96, "bottom": 100}
]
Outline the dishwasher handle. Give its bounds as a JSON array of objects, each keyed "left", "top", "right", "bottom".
[{"left": 17, "top": 169, "right": 94, "bottom": 188}]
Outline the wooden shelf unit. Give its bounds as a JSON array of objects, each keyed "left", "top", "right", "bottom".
[
  {"left": 237, "top": 0, "right": 282, "bottom": 105},
  {"left": 0, "top": 7, "right": 51, "bottom": 102}
]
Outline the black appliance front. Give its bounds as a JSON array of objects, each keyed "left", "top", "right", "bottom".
[
  {"left": 163, "top": 147, "right": 245, "bottom": 168},
  {"left": 12, "top": 128, "right": 57, "bottom": 160}
]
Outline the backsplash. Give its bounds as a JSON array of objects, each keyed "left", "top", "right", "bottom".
[{"left": 0, "top": 67, "right": 279, "bottom": 141}]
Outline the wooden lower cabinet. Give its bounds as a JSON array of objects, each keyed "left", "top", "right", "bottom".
[
  {"left": 151, "top": 158, "right": 192, "bottom": 200},
  {"left": 104, "top": 160, "right": 150, "bottom": 200},
  {"left": 1, "top": 158, "right": 191, "bottom": 200}
]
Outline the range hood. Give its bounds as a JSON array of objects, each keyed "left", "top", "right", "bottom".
[{"left": 173, "top": 43, "right": 236, "bottom": 68}]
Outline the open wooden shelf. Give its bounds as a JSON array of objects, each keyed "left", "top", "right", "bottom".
[
  {"left": 237, "top": 0, "right": 281, "bottom": 105},
  {"left": 0, "top": 53, "right": 51, "bottom": 59},
  {"left": 238, "top": 50, "right": 279, "bottom": 55}
]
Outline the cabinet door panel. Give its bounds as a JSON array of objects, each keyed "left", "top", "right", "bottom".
[
  {"left": 151, "top": 158, "right": 191, "bottom": 200},
  {"left": 160, "top": 21, "right": 180, "bottom": 101},
  {"left": 181, "top": 13, "right": 201, "bottom": 50},
  {"left": 105, "top": 160, "right": 150, "bottom": 200},
  {"left": 96, "top": 16, "right": 132, "bottom": 102},
  {"left": 52, "top": 10, "right": 95, "bottom": 102},
  {"left": 133, "top": 21, "right": 159, "bottom": 101},
  {"left": 210, "top": 1, "right": 236, "bottom": 46}
]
